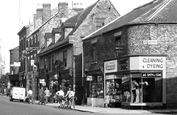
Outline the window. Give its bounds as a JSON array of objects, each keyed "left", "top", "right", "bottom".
[
  {"left": 114, "top": 32, "right": 123, "bottom": 57},
  {"left": 63, "top": 51, "right": 67, "bottom": 67},
  {"left": 92, "top": 44, "right": 97, "bottom": 62},
  {"left": 115, "top": 36, "right": 121, "bottom": 46},
  {"left": 34, "top": 35, "right": 36, "bottom": 44},
  {"left": 49, "top": 56, "right": 51, "bottom": 71},
  {"left": 89, "top": 75, "right": 104, "bottom": 98},
  {"left": 95, "top": 18, "right": 105, "bottom": 30}
]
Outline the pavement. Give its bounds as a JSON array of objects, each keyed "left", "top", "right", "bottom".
[{"left": 34, "top": 100, "right": 177, "bottom": 114}]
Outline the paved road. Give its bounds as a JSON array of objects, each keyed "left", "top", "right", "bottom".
[
  {"left": 0, "top": 95, "right": 169, "bottom": 115},
  {"left": 0, "top": 95, "right": 95, "bottom": 115}
]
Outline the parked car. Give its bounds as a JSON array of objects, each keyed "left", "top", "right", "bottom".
[{"left": 9, "top": 86, "right": 26, "bottom": 102}]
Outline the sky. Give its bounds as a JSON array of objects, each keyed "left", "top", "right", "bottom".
[{"left": 0, "top": 0, "right": 152, "bottom": 73}]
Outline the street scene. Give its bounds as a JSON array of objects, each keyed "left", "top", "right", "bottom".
[
  {"left": 1, "top": 0, "right": 177, "bottom": 114},
  {"left": 0, "top": 94, "right": 174, "bottom": 115}
]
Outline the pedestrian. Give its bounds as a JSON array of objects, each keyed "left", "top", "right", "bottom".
[
  {"left": 38, "top": 87, "right": 46, "bottom": 104},
  {"left": 56, "top": 88, "right": 64, "bottom": 107},
  {"left": 65, "top": 87, "right": 75, "bottom": 108},
  {"left": 27, "top": 88, "right": 33, "bottom": 104},
  {"left": 44, "top": 87, "right": 50, "bottom": 103},
  {"left": 104, "top": 93, "right": 110, "bottom": 107}
]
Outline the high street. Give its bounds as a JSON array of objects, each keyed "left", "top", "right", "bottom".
[{"left": 0, "top": 95, "right": 173, "bottom": 115}]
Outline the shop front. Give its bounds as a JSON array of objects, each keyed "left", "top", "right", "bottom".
[
  {"left": 104, "top": 55, "right": 166, "bottom": 108},
  {"left": 85, "top": 69, "right": 104, "bottom": 107}
]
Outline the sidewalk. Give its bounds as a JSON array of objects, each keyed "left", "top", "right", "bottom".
[{"left": 35, "top": 101, "right": 177, "bottom": 114}]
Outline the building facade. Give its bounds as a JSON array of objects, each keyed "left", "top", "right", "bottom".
[
  {"left": 83, "top": 0, "right": 177, "bottom": 108},
  {"left": 38, "top": 0, "right": 120, "bottom": 105}
]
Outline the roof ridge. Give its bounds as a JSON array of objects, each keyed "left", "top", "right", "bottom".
[{"left": 146, "top": 0, "right": 171, "bottom": 21}]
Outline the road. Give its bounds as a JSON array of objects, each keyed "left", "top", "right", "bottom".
[
  {"left": 0, "top": 95, "right": 94, "bottom": 115},
  {"left": 0, "top": 95, "right": 169, "bottom": 115}
]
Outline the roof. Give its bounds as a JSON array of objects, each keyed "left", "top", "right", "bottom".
[
  {"left": 38, "top": 37, "right": 71, "bottom": 56},
  {"left": 17, "top": 25, "right": 29, "bottom": 35},
  {"left": 84, "top": 0, "right": 177, "bottom": 40},
  {"left": 38, "top": 1, "right": 98, "bottom": 56},
  {"left": 64, "top": 0, "right": 98, "bottom": 35}
]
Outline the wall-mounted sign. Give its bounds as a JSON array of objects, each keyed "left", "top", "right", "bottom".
[
  {"left": 130, "top": 56, "right": 166, "bottom": 70},
  {"left": 142, "top": 73, "right": 162, "bottom": 77},
  {"left": 104, "top": 60, "right": 117, "bottom": 73}
]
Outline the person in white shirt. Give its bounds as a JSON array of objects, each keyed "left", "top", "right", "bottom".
[
  {"left": 65, "top": 87, "right": 75, "bottom": 108},
  {"left": 27, "top": 88, "right": 33, "bottom": 103},
  {"left": 56, "top": 89, "right": 64, "bottom": 107},
  {"left": 44, "top": 88, "right": 50, "bottom": 103}
]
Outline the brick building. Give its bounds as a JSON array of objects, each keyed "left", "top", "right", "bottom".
[
  {"left": 38, "top": 0, "right": 120, "bottom": 105},
  {"left": 83, "top": 0, "right": 177, "bottom": 108}
]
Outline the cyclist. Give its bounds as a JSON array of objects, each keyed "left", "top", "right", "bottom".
[
  {"left": 65, "top": 87, "right": 75, "bottom": 109},
  {"left": 56, "top": 88, "right": 64, "bottom": 107}
]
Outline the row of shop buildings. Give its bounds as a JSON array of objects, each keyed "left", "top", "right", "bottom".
[{"left": 12, "top": 0, "right": 177, "bottom": 108}]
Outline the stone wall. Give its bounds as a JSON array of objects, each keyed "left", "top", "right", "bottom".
[{"left": 128, "top": 24, "right": 177, "bottom": 108}]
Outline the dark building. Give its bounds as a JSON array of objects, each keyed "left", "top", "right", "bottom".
[{"left": 9, "top": 46, "right": 20, "bottom": 87}]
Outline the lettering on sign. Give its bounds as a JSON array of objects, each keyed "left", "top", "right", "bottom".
[
  {"left": 106, "top": 62, "right": 116, "bottom": 70},
  {"left": 141, "top": 57, "right": 164, "bottom": 69},
  {"left": 142, "top": 73, "right": 162, "bottom": 77},
  {"left": 104, "top": 60, "right": 117, "bottom": 73}
]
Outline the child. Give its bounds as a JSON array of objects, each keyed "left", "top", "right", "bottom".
[{"left": 104, "top": 93, "right": 110, "bottom": 107}]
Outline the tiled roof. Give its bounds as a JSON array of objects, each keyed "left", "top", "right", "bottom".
[
  {"left": 84, "top": 0, "right": 177, "bottom": 40},
  {"left": 38, "top": 1, "right": 98, "bottom": 56}
]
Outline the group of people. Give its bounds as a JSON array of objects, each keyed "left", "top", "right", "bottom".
[
  {"left": 55, "top": 87, "right": 75, "bottom": 108},
  {"left": 26, "top": 86, "right": 75, "bottom": 107}
]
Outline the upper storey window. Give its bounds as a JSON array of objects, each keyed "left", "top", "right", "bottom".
[{"left": 95, "top": 18, "right": 105, "bottom": 30}]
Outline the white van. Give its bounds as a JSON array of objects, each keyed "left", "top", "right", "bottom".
[{"left": 9, "top": 87, "right": 26, "bottom": 102}]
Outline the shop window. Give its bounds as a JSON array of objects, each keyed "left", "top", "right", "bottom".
[
  {"left": 106, "top": 79, "right": 122, "bottom": 104},
  {"left": 121, "top": 73, "right": 162, "bottom": 103},
  {"left": 122, "top": 75, "right": 130, "bottom": 102},
  {"left": 89, "top": 75, "right": 103, "bottom": 98}
]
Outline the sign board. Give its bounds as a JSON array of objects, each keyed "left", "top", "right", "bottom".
[
  {"left": 86, "top": 76, "right": 93, "bottom": 81},
  {"left": 104, "top": 60, "right": 117, "bottom": 73},
  {"left": 130, "top": 56, "right": 166, "bottom": 70},
  {"left": 142, "top": 73, "right": 162, "bottom": 77}
]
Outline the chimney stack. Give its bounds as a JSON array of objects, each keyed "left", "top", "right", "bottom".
[
  {"left": 43, "top": 3, "right": 51, "bottom": 23},
  {"left": 58, "top": 2, "right": 68, "bottom": 18}
]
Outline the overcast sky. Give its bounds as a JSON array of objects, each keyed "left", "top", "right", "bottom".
[{"left": 0, "top": 0, "right": 152, "bottom": 73}]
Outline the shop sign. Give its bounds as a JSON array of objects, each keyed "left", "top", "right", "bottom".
[
  {"left": 104, "top": 60, "right": 117, "bottom": 73},
  {"left": 130, "top": 56, "right": 166, "bottom": 70},
  {"left": 86, "top": 76, "right": 93, "bottom": 81},
  {"left": 142, "top": 73, "right": 162, "bottom": 77}
]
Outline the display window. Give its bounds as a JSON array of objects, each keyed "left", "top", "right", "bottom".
[
  {"left": 121, "top": 73, "right": 162, "bottom": 103},
  {"left": 105, "top": 77, "right": 122, "bottom": 103},
  {"left": 88, "top": 75, "right": 104, "bottom": 98}
]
